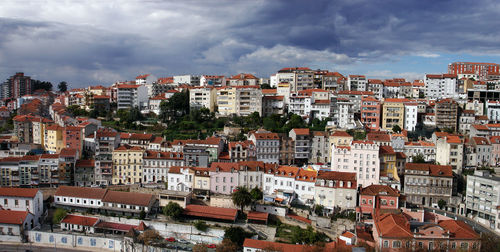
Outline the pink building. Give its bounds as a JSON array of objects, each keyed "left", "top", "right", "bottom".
[
  {"left": 63, "top": 126, "right": 83, "bottom": 157},
  {"left": 358, "top": 185, "right": 400, "bottom": 220},
  {"left": 490, "top": 136, "right": 500, "bottom": 166},
  {"left": 209, "top": 162, "right": 239, "bottom": 195},
  {"left": 372, "top": 212, "right": 480, "bottom": 251},
  {"left": 361, "top": 96, "right": 381, "bottom": 131}
]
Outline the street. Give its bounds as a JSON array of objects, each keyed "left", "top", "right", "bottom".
[{"left": 0, "top": 244, "right": 92, "bottom": 252}]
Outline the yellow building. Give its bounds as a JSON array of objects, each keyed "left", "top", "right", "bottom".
[
  {"left": 112, "top": 145, "right": 145, "bottom": 185},
  {"left": 45, "top": 125, "right": 64, "bottom": 153},
  {"left": 217, "top": 87, "right": 236, "bottom": 116},
  {"left": 379, "top": 146, "right": 399, "bottom": 181},
  {"left": 382, "top": 98, "right": 406, "bottom": 131},
  {"left": 329, "top": 131, "right": 354, "bottom": 146},
  {"left": 191, "top": 167, "right": 210, "bottom": 196},
  {"left": 32, "top": 117, "right": 51, "bottom": 147}
]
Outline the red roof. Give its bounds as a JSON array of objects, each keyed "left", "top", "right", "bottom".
[
  {"left": 292, "top": 128, "right": 309, "bottom": 136},
  {"left": 61, "top": 214, "right": 99, "bottom": 226},
  {"left": 331, "top": 131, "right": 351, "bottom": 137},
  {"left": 247, "top": 211, "right": 269, "bottom": 221},
  {"left": 55, "top": 186, "right": 107, "bottom": 199},
  {"left": 102, "top": 190, "right": 154, "bottom": 207},
  {"left": 243, "top": 238, "right": 323, "bottom": 252},
  {"left": 0, "top": 187, "right": 39, "bottom": 198},
  {"left": 375, "top": 213, "right": 413, "bottom": 238},
  {"left": 184, "top": 205, "right": 237, "bottom": 221},
  {"left": 438, "top": 220, "right": 479, "bottom": 239},
  {"left": 95, "top": 221, "right": 137, "bottom": 232},
  {"left": 286, "top": 213, "right": 311, "bottom": 224},
  {"left": 405, "top": 163, "right": 453, "bottom": 177},
  {"left": 0, "top": 210, "right": 29, "bottom": 225},
  {"left": 251, "top": 132, "right": 279, "bottom": 140},
  {"left": 361, "top": 185, "right": 400, "bottom": 197}
]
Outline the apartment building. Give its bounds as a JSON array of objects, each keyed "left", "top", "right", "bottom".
[
  {"left": 360, "top": 96, "right": 381, "bottom": 131},
  {"left": 436, "top": 135, "right": 464, "bottom": 174},
  {"left": 276, "top": 67, "right": 314, "bottom": 92},
  {"left": 314, "top": 171, "right": 357, "bottom": 212},
  {"left": 262, "top": 95, "right": 285, "bottom": 117},
  {"left": 112, "top": 145, "right": 144, "bottom": 185},
  {"left": 449, "top": 62, "right": 499, "bottom": 81},
  {"left": 435, "top": 98, "right": 459, "bottom": 131},
  {"left": 381, "top": 99, "right": 405, "bottom": 132},
  {"left": 189, "top": 87, "right": 217, "bottom": 112},
  {"left": 367, "top": 79, "right": 383, "bottom": 100},
  {"left": 466, "top": 170, "right": 500, "bottom": 234},
  {"left": 173, "top": 75, "right": 200, "bottom": 86},
  {"left": 348, "top": 75, "right": 367, "bottom": 91},
  {"left": 248, "top": 130, "right": 280, "bottom": 164},
  {"left": 209, "top": 162, "right": 239, "bottom": 195},
  {"left": 45, "top": 125, "right": 64, "bottom": 154},
  {"left": 310, "top": 131, "right": 329, "bottom": 164},
  {"left": 216, "top": 86, "right": 262, "bottom": 116},
  {"left": 116, "top": 84, "right": 148, "bottom": 110},
  {"left": 92, "top": 128, "right": 120, "bottom": 186},
  {"left": 200, "top": 75, "right": 226, "bottom": 87},
  {"left": 143, "top": 150, "right": 184, "bottom": 183},
  {"left": 228, "top": 73, "right": 258, "bottom": 86},
  {"left": 321, "top": 71, "right": 346, "bottom": 91},
  {"left": 289, "top": 128, "right": 311, "bottom": 164},
  {"left": 465, "top": 137, "right": 492, "bottom": 169},
  {"left": 404, "top": 163, "right": 454, "bottom": 209},
  {"left": 424, "top": 74, "right": 458, "bottom": 99},
  {"left": 331, "top": 140, "right": 380, "bottom": 187}
]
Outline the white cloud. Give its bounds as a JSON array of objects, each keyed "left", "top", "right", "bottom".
[
  {"left": 414, "top": 52, "right": 440, "bottom": 58},
  {"left": 365, "top": 70, "right": 423, "bottom": 81}
]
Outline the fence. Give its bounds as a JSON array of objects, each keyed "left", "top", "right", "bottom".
[{"left": 27, "top": 230, "right": 123, "bottom": 251}]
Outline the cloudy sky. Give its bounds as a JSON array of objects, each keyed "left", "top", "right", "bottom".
[{"left": 1, "top": 0, "right": 500, "bottom": 88}]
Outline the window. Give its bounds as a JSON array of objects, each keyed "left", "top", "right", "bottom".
[
  {"left": 14, "top": 200, "right": 18, "bottom": 206},
  {"left": 49, "top": 235, "right": 54, "bottom": 243},
  {"left": 90, "top": 238, "right": 96, "bottom": 246},
  {"left": 78, "top": 237, "right": 83, "bottom": 245},
  {"left": 3, "top": 199, "right": 6, "bottom": 205},
  {"left": 383, "top": 240, "right": 389, "bottom": 248},
  {"left": 461, "top": 242, "right": 468, "bottom": 249},
  {"left": 61, "top": 237, "right": 68, "bottom": 244},
  {"left": 393, "top": 241, "right": 401, "bottom": 248}
]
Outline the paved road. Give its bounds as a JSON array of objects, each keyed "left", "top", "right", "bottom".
[
  {"left": 423, "top": 207, "right": 499, "bottom": 238},
  {"left": 0, "top": 244, "right": 92, "bottom": 252}
]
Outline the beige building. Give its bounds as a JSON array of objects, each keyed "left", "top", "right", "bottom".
[
  {"left": 112, "top": 145, "right": 145, "bottom": 184},
  {"left": 404, "top": 163, "right": 453, "bottom": 209},
  {"left": 382, "top": 98, "right": 406, "bottom": 131},
  {"left": 192, "top": 167, "right": 211, "bottom": 197},
  {"left": 436, "top": 135, "right": 464, "bottom": 175},
  {"left": 45, "top": 125, "right": 64, "bottom": 154},
  {"left": 217, "top": 86, "right": 262, "bottom": 116},
  {"left": 314, "top": 171, "right": 357, "bottom": 212},
  {"left": 189, "top": 87, "right": 217, "bottom": 112}
]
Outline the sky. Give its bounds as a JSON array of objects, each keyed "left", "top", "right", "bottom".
[{"left": 2, "top": 0, "right": 500, "bottom": 88}]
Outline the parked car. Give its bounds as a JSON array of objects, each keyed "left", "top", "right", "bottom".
[
  {"left": 166, "top": 237, "right": 176, "bottom": 242},
  {"left": 207, "top": 244, "right": 216, "bottom": 249}
]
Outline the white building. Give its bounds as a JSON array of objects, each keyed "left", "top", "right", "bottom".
[
  {"left": 189, "top": 87, "right": 217, "bottom": 112},
  {"left": 173, "top": 75, "right": 200, "bottom": 86},
  {"left": 486, "top": 100, "right": 500, "bottom": 123},
  {"left": 143, "top": 151, "right": 184, "bottom": 184},
  {"left": 116, "top": 84, "right": 148, "bottom": 110},
  {"left": 167, "top": 166, "right": 193, "bottom": 192},
  {"left": 60, "top": 214, "right": 99, "bottom": 233},
  {"left": 466, "top": 170, "right": 500, "bottom": 234},
  {"left": 0, "top": 210, "right": 35, "bottom": 237},
  {"left": 293, "top": 168, "right": 317, "bottom": 204},
  {"left": 336, "top": 98, "right": 356, "bottom": 129},
  {"left": 0, "top": 188, "right": 43, "bottom": 227},
  {"left": 200, "top": 75, "right": 226, "bottom": 87},
  {"left": 314, "top": 171, "right": 357, "bottom": 212},
  {"left": 424, "top": 74, "right": 458, "bottom": 100},
  {"left": 348, "top": 75, "right": 367, "bottom": 91},
  {"left": 248, "top": 130, "right": 280, "bottom": 164},
  {"left": 331, "top": 140, "right": 380, "bottom": 187},
  {"left": 54, "top": 186, "right": 106, "bottom": 210},
  {"left": 404, "top": 101, "right": 418, "bottom": 131}
]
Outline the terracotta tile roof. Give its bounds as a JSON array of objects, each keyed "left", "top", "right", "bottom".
[
  {"left": 405, "top": 163, "right": 453, "bottom": 177},
  {"left": 143, "top": 150, "right": 183, "bottom": 160},
  {"left": 295, "top": 169, "right": 317, "bottom": 182},
  {"left": 446, "top": 136, "right": 462, "bottom": 144},
  {"left": 247, "top": 211, "right": 268, "bottom": 221},
  {"left": 251, "top": 132, "right": 279, "bottom": 140},
  {"left": 55, "top": 186, "right": 107, "bottom": 199},
  {"left": 0, "top": 187, "right": 39, "bottom": 198},
  {"left": 361, "top": 185, "right": 400, "bottom": 197},
  {"left": 117, "top": 84, "right": 140, "bottom": 89},
  {"left": 276, "top": 166, "right": 299, "bottom": 178},
  {"left": 438, "top": 220, "right": 479, "bottom": 239},
  {"left": 103, "top": 190, "right": 154, "bottom": 206},
  {"left": 367, "top": 132, "right": 391, "bottom": 142},
  {"left": 115, "top": 145, "right": 143, "bottom": 151},
  {"left": 292, "top": 128, "right": 310, "bottom": 136},
  {"left": 375, "top": 213, "right": 412, "bottom": 238},
  {"left": 61, "top": 214, "right": 99, "bottom": 226},
  {"left": 0, "top": 210, "right": 29, "bottom": 225},
  {"left": 40, "top": 154, "right": 59, "bottom": 159},
  {"left": 136, "top": 74, "right": 150, "bottom": 79},
  {"left": 286, "top": 213, "right": 312, "bottom": 224},
  {"left": 331, "top": 131, "right": 351, "bottom": 137},
  {"left": 384, "top": 98, "right": 410, "bottom": 103},
  {"left": 76, "top": 159, "right": 95, "bottom": 167},
  {"left": 21, "top": 155, "right": 41, "bottom": 161},
  {"left": 279, "top": 67, "right": 311, "bottom": 72},
  {"left": 313, "top": 131, "right": 327, "bottom": 137},
  {"left": 396, "top": 152, "right": 407, "bottom": 159},
  {"left": 379, "top": 145, "right": 396, "bottom": 155},
  {"left": 472, "top": 137, "right": 489, "bottom": 145},
  {"left": 337, "top": 90, "right": 374, "bottom": 95},
  {"left": 261, "top": 89, "right": 277, "bottom": 94},
  {"left": 95, "top": 221, "right": 137, "bottom": 232},
  {"left": 352, "top": 140, "right": 374, "bottom": 145},
  {"left": 243, "top": 238, "right": 331, "bottom": 252},
  {"left": 316, "top": 171, "right": 357, "bottom": 189},
  {"left": 184, "top": 204, "right": 237, "bottom": 221},
  {"left": 59, "top": 148, "right": 77, "bottom": 157},
  {"left": 490, "top": 136, "right": 500, "bottom": 144}
]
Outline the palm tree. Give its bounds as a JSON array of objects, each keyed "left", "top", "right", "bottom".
[{"left": 231, "top": 186, "right": 252, "bottom": 212}]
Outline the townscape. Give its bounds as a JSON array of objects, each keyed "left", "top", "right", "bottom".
[{"left": 0, "top": 63, "right": 499, "bottom": 251}]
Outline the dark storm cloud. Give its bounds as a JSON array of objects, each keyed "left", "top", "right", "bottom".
[{"left": 0, "top": 0, "right": 500, "bottom": 87}]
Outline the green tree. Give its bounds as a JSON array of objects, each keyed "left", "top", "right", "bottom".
[
  {"left": 139, "top": 210, "right": 146, "bottom": 220},
  {"left": 314, "top": 205, "right": 324, "bottom": 216},
  {"left": 250, "top": 187, "right": 263, "bottom": 201},
  {"left": 437, "top": 199, "right": 447, "bottom": 209},
  {"left": 392, "top": 124, "right": 402, "bottom": 133},
  {"left": 411, "top": 153, "right": 426, "bottom": 163},
  {"left": 194, "top": 220, "right": 209, "bottom": 232},
  {"left": 231, "top": 186, "right": 252, "bottom": 212},
  {"left": 160, "top": 90, "right": 189, "bottom": 122},
  {"left": 260, "top": 84, "right": 274, "bottom": 89},
  {"left": 52, "top": 208, "right": 67, "bottom": 224},
  {"left": 58, "top": 81, "right": 68, "bottom": 92},
  {"left": 31, "top": 80, "right": 53, "bottom": 91},
  {"left": 163, "top": 202, "right": 183, "bottom": 220},
  {"left": 216, "top": 239, "right": 239, "bottom": 252},
  {"left": 223, "top": 226, "right": 253, "bottom": 247}
]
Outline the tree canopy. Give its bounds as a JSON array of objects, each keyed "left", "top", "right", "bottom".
[
  {"left": 58, "top": 81, "right": 68, "bottom": 92},
  {"left": 223, "top": 226, "right": 254, "bottom": 247},
  {"left": 31, "top": 80, "right": 52, "bottom": 91},
  {"left": 250, "top": 187, "right": 263, "bottom": 201},
  {"left": 231, "top": 186, "right": 252, "bottom": 212},
  {"left": 163, "top": 202, "right": 183, "bottom": 219},
  {"left": 392, "top": 124, "right": 402, "bottom": 133}
]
